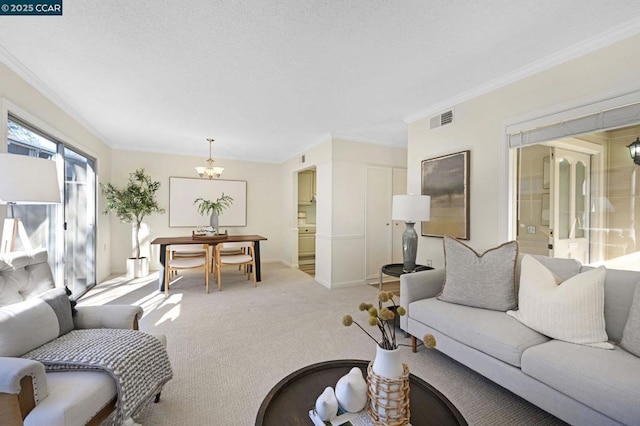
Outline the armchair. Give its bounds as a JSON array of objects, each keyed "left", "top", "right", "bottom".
[{"left": 0, "top": 249, "right": 165, "bottom": 426}]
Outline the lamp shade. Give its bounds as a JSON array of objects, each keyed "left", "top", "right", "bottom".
[
  {"left": 392, "top": 194, "right": 431, "bottom": 222},
  {"left": 0, "top": 154, "right": 61, "bottom": 204}
]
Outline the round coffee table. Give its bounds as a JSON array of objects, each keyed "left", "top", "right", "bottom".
[{"left": 255, "top": 359, "right": 467, "bottom": 425}]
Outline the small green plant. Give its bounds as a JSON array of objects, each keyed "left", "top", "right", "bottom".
[
  {"left": 194, "top": 193, "right": 234, "bottom": 216},
  {"left": 100, "top": 168, "right": 164, "bottom": 259}
]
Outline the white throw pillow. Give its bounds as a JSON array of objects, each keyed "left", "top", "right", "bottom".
[{"left": 507, "top": 255, "right": 613, "bottom": 349}]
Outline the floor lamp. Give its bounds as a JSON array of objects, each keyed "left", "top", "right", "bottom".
[
  {"left": 0, "top": 154, "right": 61, "bottom": 253},
  {"left": 392, "top": 194, "right": 431, "bottom": 272}
]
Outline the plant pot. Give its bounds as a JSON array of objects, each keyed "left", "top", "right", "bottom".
[{"left": 126, "top": 257, "right": 149, "bottom": 278}]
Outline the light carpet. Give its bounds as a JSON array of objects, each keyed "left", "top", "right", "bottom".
[{"left": 80, "top": 263, "right": 566, "bottom": 425}]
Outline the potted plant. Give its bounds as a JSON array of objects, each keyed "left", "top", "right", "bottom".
[
  {"left": 194, "top": 193, "right": 233, "bottom": 234},
  {"left": 101, "top": 168, "right": 165, "bottom": 278}
]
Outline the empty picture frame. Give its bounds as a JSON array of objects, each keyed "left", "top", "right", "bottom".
[
  {"left": 421, "top": 150, "right": 470, "bottom": 239},
  {"left": 169, "top": 177, "right": 247, "bottom": 227}
]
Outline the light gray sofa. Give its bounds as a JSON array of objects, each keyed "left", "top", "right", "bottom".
[
  {"left": 0, "top": 249, "right": 158, "bottom": 426},
  {"left": 400, "top": 254, "right": 640, "bottom": 426}
]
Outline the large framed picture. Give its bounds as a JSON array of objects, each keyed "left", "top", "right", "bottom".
[
  {"left": 421, "top": 150, "right": 470, "bottom": 239},
  {"left": 168, "top": 177, "right": 247, "bottom": 227}
]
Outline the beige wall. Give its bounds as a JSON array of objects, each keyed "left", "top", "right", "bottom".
[
  {"left": 408, "top": 33, "right": 640, "bottom": 268},
  {"left": 108, "top": 149, "right": 283, "bottom": 273},
  {"left": 280, "top": 138, "right": 406, "bottom": 287},
  {"left": 0, "top": 61, "right": 113, "bottom": 282}
]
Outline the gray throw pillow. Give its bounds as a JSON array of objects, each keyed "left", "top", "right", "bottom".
[
  {"left": 620, "top": 284, "right": 640, "bottom": 357},
  {"left": 438, "top": 236, "right": 518, "bottom": 311},
  {"left": 40, "top": 287, "right": 75, "bottom": 336}
]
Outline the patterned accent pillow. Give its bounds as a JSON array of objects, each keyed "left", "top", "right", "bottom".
[
  {"left": 620, "top": 284, "right": 640, "bottom": 357},
  {"left": 438, "top": 237, "right": 518, "bottom": 311},
  {"left": 507, "top": 255, "right": 612, "bottom": 349}
]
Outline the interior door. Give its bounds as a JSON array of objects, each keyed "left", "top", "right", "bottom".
[
  {"left": 550, "top": 148, "right": 591, "bottom": 263},
  {"left": 366, "top": 166, "right": 393, "bottom": 280}
]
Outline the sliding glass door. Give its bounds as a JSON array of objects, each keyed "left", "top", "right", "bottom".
[
  {"left": 7, "top": 115, "right": 97, "bottom": 297},
  {"left": 63, "top": 147, "right": 96, "bottom": 296}
]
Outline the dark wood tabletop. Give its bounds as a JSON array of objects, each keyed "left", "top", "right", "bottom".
[
  {"left": 150, "top": 234, "right": 267, "bottom": 245},
  {"left": 150, "top": 234, "right": 268, "bottom": 291},
  {"left": 255, "top": 359, "right": 467, "bottom": 426}
]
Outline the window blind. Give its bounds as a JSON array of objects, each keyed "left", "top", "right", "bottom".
[{"left": 508, "top": 102, "right": 640, "bottom": 148}]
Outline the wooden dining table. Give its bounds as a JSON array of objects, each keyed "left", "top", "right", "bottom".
[{"left": 150, "top": 234, "right": 267, "bottom": 292}]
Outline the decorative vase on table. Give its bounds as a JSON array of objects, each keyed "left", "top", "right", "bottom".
[
  {"left": 367, "top": 345, "right": 410, "bottom": 425},
  {"left": 209, "top": 212, "right": 219, "bottom": 234}
]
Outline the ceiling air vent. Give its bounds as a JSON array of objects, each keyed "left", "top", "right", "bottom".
[{"left": 430, "top": 109, "right": 454, "bottom": 130}]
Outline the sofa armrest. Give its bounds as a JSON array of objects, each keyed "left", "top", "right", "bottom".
[
  {"left": 0, "top": 357, "right": 48, "bottom": 425},
  {"left": 400, "top": 268, "right": 445, "bottom": 331},
  {"left": 74, "top": 305, "right": 144, "bottom": 330}
]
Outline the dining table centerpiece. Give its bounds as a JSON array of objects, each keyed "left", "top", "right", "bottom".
[{"left": 193, "top": 193, "right": 233, "bottom": 235}]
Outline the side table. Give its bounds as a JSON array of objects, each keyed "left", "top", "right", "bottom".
[{"left": 379, "top": 263, "right": 433, "bottom": 291}]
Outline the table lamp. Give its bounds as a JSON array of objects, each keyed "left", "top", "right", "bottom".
[
  {"left": 392, "top": 194, "right": 431, "bottom": 272},
  {"left": 0, "top": 153, "right": 61, "bottom": 253}
]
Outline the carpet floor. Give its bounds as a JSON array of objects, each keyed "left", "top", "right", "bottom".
[{"left": 80, "top": 263, "right": 566, "bottom": 426}]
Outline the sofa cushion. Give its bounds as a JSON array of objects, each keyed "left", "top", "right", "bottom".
[
  {"left": 0, "top": 288, "right": 73, "bottom": 357},
  {"left": 620, "top": 283, "right": 640, "bottom": 357},
  {"left": 24, "top": 371, "right": 116, "bottom": 426},
  {"left": 521, "top": 340, "right": 640, "bottom": 426},
  {"left": 508, "top": 255, "right": 612, "bottom": 349},
  {"left": 409, "top": 297, "right": 548, "bottom": 367},
  {"left": 0, "top": 248, "right": 55, "bottom": 306},
  {"left": 586, "top": 267, "right": 640, "bottom": 342},
  {"left": 438, "top": 237, "right": 518, "bottom": 311}
]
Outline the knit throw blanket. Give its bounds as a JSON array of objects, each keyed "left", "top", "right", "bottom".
[{"left": 22, "top": 329, "right": 173, "bottom": 426}]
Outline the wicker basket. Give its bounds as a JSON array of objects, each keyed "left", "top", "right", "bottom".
[{"left": 366, "top": 362, "right": 410, "bottom": 425}]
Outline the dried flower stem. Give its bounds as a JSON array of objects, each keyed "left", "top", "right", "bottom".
[{"left": 352, "top": 320, "right": 380, "bottom": 345}]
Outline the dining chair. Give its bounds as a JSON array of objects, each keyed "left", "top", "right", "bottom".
[
  {"left": 205, "top": 244, "right": 244, "bottom": 274},
  {"left": 169, "top": 244, "right": 208, "bottom": 276},
  {"left": 214, "top": 241, "right": 256, "bottom": 291},
  {"left": 165, "top": 244, "right": 210, "bottom": 297}
]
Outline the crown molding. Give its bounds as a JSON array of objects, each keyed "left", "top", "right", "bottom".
[
  {"left": 0, "top": 44, "right": 111, "bottom": 146},
  {"left": 404, "top": 17, "right": 640, "bottom": 124}
]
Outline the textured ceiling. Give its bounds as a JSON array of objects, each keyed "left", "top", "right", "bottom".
[{"left": 1, "top": 1, "right": 640, "bottom": 163}]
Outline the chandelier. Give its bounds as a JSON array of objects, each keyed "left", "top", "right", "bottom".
[{"left": 195, "top": 138, "right": 224, "bottom": 179}]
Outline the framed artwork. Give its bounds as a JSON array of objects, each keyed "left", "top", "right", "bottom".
[
  {"left": 421, "top": 150, "right": 470, "bottom": 239},
  {"left": 169, "top": 177, "right": 247, "bottom": 227}
]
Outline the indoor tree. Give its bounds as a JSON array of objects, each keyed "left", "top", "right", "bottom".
[{"left": 101, "top": 168, "right": 165, "bottom": 260}]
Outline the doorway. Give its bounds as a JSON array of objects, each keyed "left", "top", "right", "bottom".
[
  {"left": 297, "top": 167, "right": 316, "bottom": 276},
  {"left": 550, "top": 149, "right": 591, "bottom": 263}
]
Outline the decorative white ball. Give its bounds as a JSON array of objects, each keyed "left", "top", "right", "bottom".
[
  {"left": 335, "top": 367, "right": 368, "bottom": 412},
  {"left": 315, "top": 386, "right": 339, "bottom": 421}
]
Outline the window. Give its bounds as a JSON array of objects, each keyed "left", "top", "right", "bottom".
[
  {"left": 513, "top": 125, "right": 640, "bottom": 271},
  {"left": 7, "top": 115, "right": 97, "bottom": 297}
]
